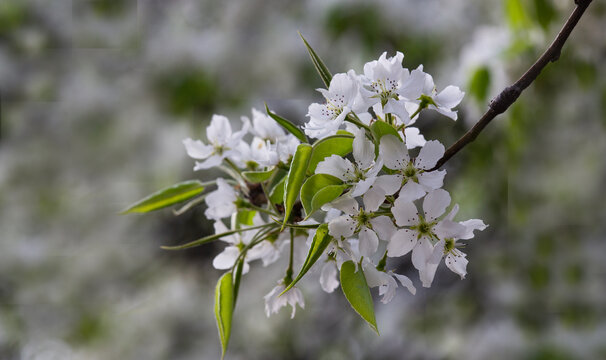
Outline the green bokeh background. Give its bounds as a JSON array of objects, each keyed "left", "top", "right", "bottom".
[{"left": 1, "top": 0, "right": 605, "bottom": 359}]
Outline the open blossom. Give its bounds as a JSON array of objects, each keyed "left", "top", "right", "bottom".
[
  {"left": 304, "top": 71, "right": 359, "bottom": 139},
  {"left": 362, "top": 260, "right": 416, "bottom": 304},
  {"left": 212, "top": 220, "right": 256, "bottom": 274},
  {"left": 327, "top": 195, "right": 396, "bottom": 257},
  {"left": 315, "top": 128, "right": 382, "bottom": 197},
  {"left": 376, "top": 135, "right": 446, "bottom": 201},
  {"left": 247, "top": 108, "right": 300, "bottom": 166},
  {"left": 183, "top": 114, "right": 249, "bottom": 170},
  {"left": 264, "top": 281, "right": 305, "bottom": 318},
  {"left": 388, "top": 189, "right": 467, "bottom": 287},
  {"left": 204, "top": 178, "right": 237, "bottom": 220},
  {"left": 405, "top": 66, "right": 465, "bottom": 121}
]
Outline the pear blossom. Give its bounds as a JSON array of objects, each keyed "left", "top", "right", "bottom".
[
  {"left": 212, "top": 220, "right": 256, "bottom": 274},
  {"left": 264, "top": 281, "right": 305, "bottom": 318},
  {"left": 315, "top": 128, "right": 382, "bottom": 197},
  {"left": 362, "top": 260, "right": 416, "bottom": 304},
  {"left": 304, "top": 71, "right": 359, "bottom": 139},
  {"left": 246, "top": 108, "right": 300, "bottom": 166},
  {"left": 376, "top": 135, "right": 446, "bottom": 201},
  {"left": 204, "top": 178, "right": 238, "bottom": 220},
  {"left": 405, "top": 67, "right": 465, "bottom": 121},
  {"left": 327, "top": 195, "right": 396, "bottom": 257},
  {"left": 388, "top": 189, "right": 466, "bottom": 287},
  {"left": 183, "top": 114, "right": 249, "bottom": 170}
]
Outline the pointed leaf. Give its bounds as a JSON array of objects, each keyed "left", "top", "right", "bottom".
[
  {"left": 310, "top": 185, "right": 348, "bottom": 218},
  {"left": 340, "top": 261, "right": 379, "bottom": 334},
  {"left": 281, "top": 223, "right": 331, "bottom": 294},
  {"left": 242, "top": 168, "right": 275, "bottom": 183},
  {"left": 299, "top": 32, "right": 333, "bottom": 88},
  {"left": 300, "top": 174, "right": 344, "bottom": 217},
  {"left": 215, "top": 271, "right": 235, "bottom": 359},
  {"left": 265, "top": 104, "right": 308, "bottom": 143},
  {"left": 308, "top": 134, "right": 354, "bottom": 173},
  {"left": 121, "top": 180, "right": 205, "bottom": 214},
  {"left": 282, "top": 144, "right": 312, "bottom": 229}
]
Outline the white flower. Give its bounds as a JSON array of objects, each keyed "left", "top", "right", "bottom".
[
  {"left": 425, "top": 204, "right": 488, "bottom": 281},
  {"left": 358, "top": 52, "right": 408, "bottom": 115},
  {"left": 247, "top": 108, "right": 300, "bottom": 166},
  {"left": 319, "top": 260, "right": 339, "bottom": 293},
  {"left": 264, "top": 281, "right": 305, "bottom": 318},
  {"left": 315, "top": 127, "right": 382, "bottom": 197},
  {"left": 183, "top": 114, "right": 249, "bottom": 170},
  {"left": 345, "top": 110, "right": 426, "bottom": 150},
  {"left": 405, "top": 67, "right": 465, "bottom": 121},
  {"left": 204, "top": 178, "right": 238, "bottom": 220},
  {"left": 327, "top": 195, "right": 396, "bottom": 258},
  {"left": 376, "top": 135, "right": 446, "bottom": 201},
  {"left": 388, "top": 189, "right": 466, "bottom": 287},
  {"left": 304, "top": 71, "right": 359, "bottom": 139},
  {"left": 248, "top": 108, "right": 286, "bottom": 141},
  {"left": 362, "top": 260, "right": 416, "bottom": 304}
]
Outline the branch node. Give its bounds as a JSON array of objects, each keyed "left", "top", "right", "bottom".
[{"left": 489, "top": 85, "right": 521, "bottom": 114}]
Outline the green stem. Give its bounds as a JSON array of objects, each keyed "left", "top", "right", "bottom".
[{"left": 285, "top": 228, "right": 295, "bottom": 286}]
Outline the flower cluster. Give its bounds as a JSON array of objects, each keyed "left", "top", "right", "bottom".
[{"left": 124, "top": 46, "right": 487, "bottom": 354}]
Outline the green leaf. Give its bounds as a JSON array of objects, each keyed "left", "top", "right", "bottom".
[
  {"left": 468, "top": 66, "right": 491, "bottom": 104},
  {"left": 235, "top": 210, "right": 256, "bottom": 227},
  {"left": 242, "top": 168, "right": 275, "bottom": 183},
  {"left": 300, "top": 174, "right": 345, "bottom": 218},
  {"left": 340, "top": 261, "right": 378, "bottom": 334},
  {"left": 299, "top": 32, "right": 333, "bottom": 88},
  {"left": 121, "top": 180, "right": 205, "bottom": 214},
  {"left": 215, "top": 272, "right": 235, "bottom": 360},
  {"left": 281, "top": 224, "right": 332, "bottom": 294},
  {"left": 370, "top": 120, "right": 400, "bottom": 142},
  {"left": 308, "top": 134, "right": 354, "bottom": 173},
  {"left": 161, "top": 223, "right": 272, "bottom": 250},
  {"left": 269, "top": 176, "right": 286, "bottom": 205},
  {"left": 282, "top": 144, "right": 312, "bottom": 229},
  {"left": 265, "top": 104, "right": 308, "bottom": 143}
]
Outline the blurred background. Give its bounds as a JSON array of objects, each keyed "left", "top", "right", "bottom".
[{"left": 1, "top": 0, "right": 605, "bottom": 359}]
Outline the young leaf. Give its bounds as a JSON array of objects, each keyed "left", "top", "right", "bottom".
[
  {"left": 370, "top": 121, "right": 400, "bottom": 142},
  {"left": 340, "top": 261, "right": 379, "bottom": 334},
  {"left": 265, "top": 103, "right": 308, "bottom": 143},
  {"left": 300, "top": 174, "right": 343, "bottom": 217},
  {"left": 215, "top": 271, "right": 235, "bottom": 359},
  {"left": 269, "top": 175, "right": 286, "bottom": 205},
  {"left": 121, "top": 180, "right": 205, "bottom": 214},
  {"left": 242, "top": 168, "right": 275, "bottom": 183},
  {"left": 282, "top": 144, "right": 312, "bottom": 229},
  {"left": 309, "top": 185, "right": 348, "bottom": 218},
  {"left": 299, "top": 32, "right": 333, "bottom": 88},
  {"left": 281, "top": 223, "right": 331, "bottom": 294},
  {"left": 308, "top": 134, "right": 354, "bottom": 173}
]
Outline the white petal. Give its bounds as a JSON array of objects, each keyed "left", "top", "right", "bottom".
[
  {"left": 399, "top": 181, "right": 427, "bottom": 202},
  {"left": 458, "top": 219, "right": 488, "bottom": 239},
  {"left": 423, "top": 189, "right": 451, "bottom": 221},
  {"left": 434, "top": 106, "right": 458, "bottom": 121},
  {"left": 315, "top": 155, "right": 355, "bottom": 181},
  {"left": 350, "top": 176, "right": 377, "bottom": 197},
  {"left": 183, "top": 138, "right": 213, "bottom": 159},
  {"left": 434, "top": 85, "right": 464, "bottom": 110},
  {"left": 206, "top": 115, "right": 232, "bottom": 145},
  {"left": 417, "top": 170, "right": 446, "bottom": 190},
  {"left": 411, "top": 237, "right": 433, "bottom": 272},
  {"left": 414, "top": 140, "right": 445, "bottom": 170},
  {"left": 363, "top": 187, "right": 386, "bottom": 212},
  {"left": 378, "top": 276, "right": 398, "bottom": 304},
  {"left": 329, "top": 196, "right": 358, "bottom": 215},
  {"left": 370, "top": 216, "right": 396, "bottom": 241},
  {"left": 320, "top": 261, "right": 340, "bottom": 293},
  {"left": 358, "top": 226, "right": 379, "bottom": 257},
  {"left": 399, "top": 65, "right": 426, "bottom": 101},
  {"left": 387, "top": 228, "right": 417, "bottom": 257},
  {"left": 374, "top": 174, "right": 403, "bottom": 195},
  {"left": 434, "top": 219, "right": 467, "bottom": 240},
  {"left": 193, "top": 155, "right": 224, "bottom": 170},
  {"left": 404, "top": 127, "right": 426, "bottom": 149},
  {"left": 328, "top": 215, "right": 356, "bottom": 239},
  {"left": 353, "top": 128, "right": 376, "bottom": 169},
  {"left": 379, "top": 134, "right": 409, "bottom": 170},
  {"left": 392, "top": 273, "right": 416, "bottom": 295},
  {"left": 212, "top": 246, "right": 239, "bottom": 270},
  {"left": 391, "top": 198, "right": 419, "bottom": 227},
  {"left": 445, "top": 252, "right": 468, "bottom": 279}
]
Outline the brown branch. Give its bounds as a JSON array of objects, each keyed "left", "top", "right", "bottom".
[{"left": 432, "top": 0, "right": 593, "bottom": 170}]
